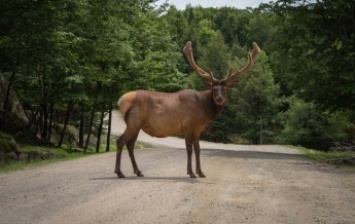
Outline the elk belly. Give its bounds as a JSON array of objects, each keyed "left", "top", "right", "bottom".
[{"left": 141, "top": 120, "right": 185, "bottom": 138}]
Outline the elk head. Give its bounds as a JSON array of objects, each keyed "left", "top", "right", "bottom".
[{"left": 183, "top": 41, "right": 260, "bottom": 106}]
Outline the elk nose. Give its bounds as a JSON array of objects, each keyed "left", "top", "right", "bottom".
[{"left": 216, "top": 96, "right": 224, "bottom": 104}]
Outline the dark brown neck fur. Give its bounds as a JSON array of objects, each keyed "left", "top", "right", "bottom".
[{"left": 201, "top": 90, "right": 225, "bottom": 120}]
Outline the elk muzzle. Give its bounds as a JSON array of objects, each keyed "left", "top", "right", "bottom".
[{"left": 212, "top": 85, "right": 227, "bottom": 106}]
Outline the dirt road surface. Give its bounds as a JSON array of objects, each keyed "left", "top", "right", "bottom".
[{"left": 1, "top": 112, "right": 355, "bottom": 224}]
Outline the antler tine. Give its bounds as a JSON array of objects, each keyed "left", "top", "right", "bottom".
[
  {"left": 183, "top": 41, "right": 216, "bottom": 86},
  {"left": 208, "top": 69, "right": 216, "bottom": 80},
  {"left": 251, "top": 42, "right": 261, "bottom": 61},
  {"left": 222, "top": 42, "right": 261, "bottom": 87}
]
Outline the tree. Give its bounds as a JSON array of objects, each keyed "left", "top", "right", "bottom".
[
  {"left": 230, "top": 51, "right": 281, "bottom": 144},
  {"left": 0, "top": 0, "right": 186, "bottom": 149},
  {"left": 195, "top": 34, "right": 234, "bottom": 142},
  {"left": 0, "top": 0, "right": 80, "bottom": 134},
  {"left": 267, "top": 0, "right": 355, "bottom": 110},
  {"left": 280, "top": 97, "right": 330, "bottom": 149}
]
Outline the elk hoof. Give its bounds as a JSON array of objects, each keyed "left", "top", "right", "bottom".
[
  {"left": 189, "top": 173, "right": 197, "bottom": 178},
  {"left": 117, "top": 172, "right": 126, "bottom": 178},
  {"left": 136, "top": 171, "right": 144, "bottom": 177},
  {"left": 198, "top": 172, "right": 206, "bottom": 178}
]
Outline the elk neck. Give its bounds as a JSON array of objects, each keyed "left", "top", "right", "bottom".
[{"left": 201, "top": 89, "right": 225, "bottom": 120}]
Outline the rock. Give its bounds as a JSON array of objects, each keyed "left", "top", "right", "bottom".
[
  {"left": 18, "top": 153, "right": 28, "bottom": 162},
  {"left": 0, "top": 73, "right": 29, "bottom": 133},
  {"left": 26, "top": 151, "right": 39, "bottom": 162},
  {"left": 7, "top": 151, "right": 18, "bottom": 160}
]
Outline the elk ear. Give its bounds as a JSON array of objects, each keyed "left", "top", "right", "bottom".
[
  {"left": 225, "top": 69, "right": 239, "bottom": 88},
  {"left": 200, "top": 69, "right": 217, "bottom": 88},
  {"left": 226, "top": 82, "right": 238, "bottom": 88},
  {"left": 201, "top": 79, "right": 214, "bottom": 88}
]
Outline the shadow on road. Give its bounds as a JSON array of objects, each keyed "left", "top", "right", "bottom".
[
  {"left": 90, "top": 176, "right": 208, "bottom": 184},
  {"left": 203, "top": 148, "right": 308, "bottom": 161}
]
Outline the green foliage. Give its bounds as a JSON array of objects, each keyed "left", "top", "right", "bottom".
[
  {"left": 230, "top": 52, "right": 282, "bottom": 144},
  {"left": 185, "top": 32, "right": 281, "bottom": 143},
  {"left": 326, "top": 110, "right": 355, "bottom": 142},
  {"left": 0, "top": 146, "right": 94, "bottom": 172},
  {"left": 281, "top": 97, "right": 330, "bottom": 149},
  {"left": 0, "top": 0, "right": 186, "bottom": 147},
  {"left": 280, "top": 97, "right": 354, "bottom": 150},
  {"left": 199, "top": 32, "right": 232, "bottom": 79},
  {"left": 1, "top": 0, "right": 354, "bottom": 151},
  {"left": 0, "top": 132, "right": 18, "bottom": 153},
  {"left": 297, "top": 146, "right": 355, "bottom": 166},
  {"left": 266, "top": 0, "right": 355, "bottom": 110}
]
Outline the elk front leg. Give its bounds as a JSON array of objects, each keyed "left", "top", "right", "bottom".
[
  {"left": 115, "top": 135, "right": 126, "bottom": 178},
  {"left": 193, "top": 139, "right": 206, "bottom": 178},
  {"left": 185, "top": 137, "right": 197, "bottom": 178}
]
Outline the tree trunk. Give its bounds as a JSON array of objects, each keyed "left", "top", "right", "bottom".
[
  {"left": 41, "top": 101, "right": 48, "bottom": 139},
  {"left": 96, "top": 107, "right": 105, "bottom": 153},
  {"left": 1, "top": 71, "right": 16, "bottom": 132},
  {"left": 79, "top": 112, "right": 84, "bottom": 148},
  {"left": 47, "top": 103, "right": 53, "bottom": 142},
  {"left": 27, "top": 105, "right": 40, "bottom": 130},
  {"left": 105, "top": 102, "right": 113, "bottom": 152},
  {"left": 84, "top": 82, "right": 101, "bottom": 151},
  {"left": 39, "top": 66, "right": 49, "bottom": 140},
  {"left": 57, "top": 102, "right": 74, "bottom": 148},
  {"left": 259, "top": 115, "right": 263, "bottom": 145},
  {"left": 84, "top": 104, "right": 95, "bottom": 151},
  {"left": 35, "top": 106, "right": 42, "bottom": 138}
]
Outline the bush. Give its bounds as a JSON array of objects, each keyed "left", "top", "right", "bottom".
[
  {"left": 281, "top": 97, "right": 355, "bottom": 151},
  {"left": 0, "top": 132, "right": 18, "bottom": 153},
  {"left": 280, "top": 97, "right": 330, "bottom": 150}
]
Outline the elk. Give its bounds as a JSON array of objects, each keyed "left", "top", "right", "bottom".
[{"left": 115, "top": 41, "right": 260, "bottom": 178}]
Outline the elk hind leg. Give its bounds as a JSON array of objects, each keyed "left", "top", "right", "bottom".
[
  {"left": 115, "top": 124, "right": 140, "bottom": 178},
  {"left": 115, "top": 134, "right": 127, "bottom": 178},
  {"left": 127, "top": 135, "right": 144, "bottom": 177}
]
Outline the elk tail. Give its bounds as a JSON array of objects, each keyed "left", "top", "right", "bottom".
[{"left": 117, "top": 92, "right": 136, "bottom": 122}]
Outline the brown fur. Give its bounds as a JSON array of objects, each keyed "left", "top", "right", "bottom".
[
  {"left": 119, "top": 90, "right": 222, "bottom": 137},
  {"left": 114, "top": 88, "right": 225, "bottom": 178},
  {"left": 114, "top": 41, "right": 260, "bottom": 178}
]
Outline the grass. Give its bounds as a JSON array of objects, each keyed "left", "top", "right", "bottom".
[
  {"left": 0, "top": 151, "right": 93, "bottom": 172},
  {"left": 294, "top": 146, "right": 355, "bottom": 167},
  {"left": 0, "top": 140, "right": 153, "bottom": 173},
  {"left": 0, "top": 146, "right": 95, "bottom": 173}
]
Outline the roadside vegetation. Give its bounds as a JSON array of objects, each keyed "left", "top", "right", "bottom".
[
  {"left": 0, "top": 146, "right": 93, "bottom": 172},
  {"left": 0, "top": 0, "right": 354, "bottom": 168},
  {"left": 297, "top": 146, "right": 355, "bottom": 167},
  {"left": 0, "top": 132, "right": 152, "bottom": 172}
]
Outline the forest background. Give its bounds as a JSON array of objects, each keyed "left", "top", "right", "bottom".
[{"left": 0, "top": 0, "right": 354, "bottom": 152}]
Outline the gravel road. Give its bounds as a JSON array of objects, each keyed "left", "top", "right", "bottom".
[{"left": 1, "top": 111, "right": 355, "bottom": 224}]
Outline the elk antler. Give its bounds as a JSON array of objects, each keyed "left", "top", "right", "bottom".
[
  {"left": 183, "top": 41, "right": 217, "bottom": 87},
  {"left": 222, "top": 42, "right": 261, "bottom": 87}
]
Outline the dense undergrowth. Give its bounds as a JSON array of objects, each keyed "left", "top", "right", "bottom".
[{"left": 0, "top": 132, "right": 152, "bottom": 172}]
